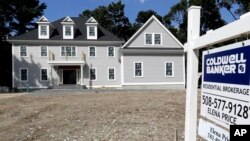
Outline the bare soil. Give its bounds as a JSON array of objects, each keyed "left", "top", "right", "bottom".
[{"left": 0, "top": 90, "right": 186, "bottom": 141}]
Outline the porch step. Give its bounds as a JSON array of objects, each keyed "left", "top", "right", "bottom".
[{"left": 52, "top": 85, "right": 87, "bottom": 89}]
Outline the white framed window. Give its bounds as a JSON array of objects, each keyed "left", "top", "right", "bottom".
[
  {"left": 63, "top": 25, "right": 74, "bottom": 39},
  {"left": 134, "top": 62, "right": 143, "bottom": 77},
  {"left": 108, "top": 46, "right": 115, "bottom": 57},
  {"left": 90, "top": 68, "right": 96, "bottom": 80},
  {"left": 155, "top": 34, "right": 162, "bottom": 45},
  {"left": 20, "top": 68, "right": 28, "bottom": 82},
  {"left": 61, "top": 46, "right": 76, "bottom": 57},
  {"left": 89, "top": 46, "right": 96, "bottom": 57},
  {"left": 145, "top": 34, "right": 152, "bottom": 45},
  {"left": 165, "top": 62, "right": 174, "bottom": 77},
  {"left": 38, "top": 25, "right": 49, "bottom": 39},
  {"left": 40, "top": 25, "right": 47, "bottom": 36},
  {"left": 108, "top": 68, "right": 115, "bottom": 80},
  {"left": 41, "top": 46, "right": 48, "bottom": 57},
  {"left": 65, "top": 26, "right": 72, "bottom": 36},
  {"left": 89, "top": 26, "right": 95, "bottom": 36},
  {"left": 40, "top": 69, "right": 48, "bottom": 81},
  {"left": 20, "top": 45, "right": 27, "bottom": 57},
  {"left": 87, "top": 26, "right": 97, "bottom": 40},
  {"left": 145, "top": 33, "right": 162, "bottom": 45}
]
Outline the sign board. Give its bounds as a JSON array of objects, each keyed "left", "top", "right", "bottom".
[
  {"left": 198, "top": 119, "right": 229, "bottom": 141},
  {"left": 201, "top": 44, "right": 250, "bottom": 129}
]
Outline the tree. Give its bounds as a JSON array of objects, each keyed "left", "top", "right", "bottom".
[
  {"left": 79, "top": 1, "right": 132, "bottom": 40},
  {"left": 164, "top": 0, "right": 225, "bottom": 43},
  {"left": 218, "top": 0, "right": 250, "bottom": 19},
  {"left": 135, "top": 10, "right": 163, "bottom": 26},
  {"left": 107, "top": 1, "right": 131, "bottom": 40},
  {"left": 0, "top": 0, "right": 46, "bottom": 87},
  {"left": 80, "top": 6, "right": 112, "bottom": 31}
]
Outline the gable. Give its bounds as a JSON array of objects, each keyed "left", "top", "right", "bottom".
[{"left": 123, "top": 16, "right": 183, "bottom": 48}]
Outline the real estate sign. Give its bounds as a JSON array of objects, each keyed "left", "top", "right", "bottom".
[{"left": 200, "top": 44, "right": 250, "bottom": 129}]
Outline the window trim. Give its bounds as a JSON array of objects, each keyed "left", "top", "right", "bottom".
[
  {"left": 144, "top": 33, "right": 163, "bottom": 45},
  {"left": 134, "top": 61, "right": 143, "bottom": 77},
  {"left": 87, "top": 26, "right": 97, "bottom": 40},
  {"left": 65, "top": 25, "right": 72, "bottom": 36},
  {"left": 89, "top": 68, "right": 97, "bottom": 81},
  {"left": 89, "top": 46, "right": 96, "bottom": 57},
  {"left": 40, "top": 68, "right": 48, "bottom": 82},
  {"left": 165, "top": 61, "right": 174, "bottom": 77},
  {"left": 154, "top": 33, "right": 162, "bottom": 45},
  {"left": 145, "top": 33, "right": 153, "bottom": 45},
  {"left": 19, "top": 45, "right": 28, "bottom": 57},
  {"left": 89, "top": 26, "right": 95, "bottom": 36},
  {"left": 107, "top": 46, "right": 115, "bottom": 57},
  {"left": 20, "top": 68, "right": 28, "bottom": 82},
  {"left": 40, "top": 46, "right": 48, "bottom": 57},
  {"left": 38, "top": 25, "right": 49, "bottom": 39},
  {"left": 107, "top": 67, "right": 116, "bottom": 81},
  {"left": 63, "top": 25, "right": 74, "bottom": 39},
  {"left": 40, "top": 25, "right": 48, "bottom": 36},
  {"left": 60, "top": 46, "right": 77, "bottom": 57}
]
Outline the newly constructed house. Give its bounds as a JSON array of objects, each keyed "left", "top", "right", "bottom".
[{"left": 8, "top": 15, "right": 185, "bottom": 89}]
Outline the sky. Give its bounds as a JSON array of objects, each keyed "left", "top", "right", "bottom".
[{"left": 39, "top": 0, "right": 236, "bottom": 23}]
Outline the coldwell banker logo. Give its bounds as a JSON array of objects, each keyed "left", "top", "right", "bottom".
[
  {"left": 203, "top": 46, "right": 250, "bottom": 85},
  {"left": 206, "top": 53, "right": 246, "bottom": 76}
]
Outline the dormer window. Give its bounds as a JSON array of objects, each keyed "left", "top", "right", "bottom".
[
  {"left": 86, "top": 17, "right": 98, "bottom": 40},
  {"left": 37, "top": 16, "right": 50, "bottom": 39},
  {"left": 61, "top": 16, "right": 74, "bottom": 39}
]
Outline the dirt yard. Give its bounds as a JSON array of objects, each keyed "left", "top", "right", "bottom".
[{"left": 0, "top": 90, "right": 186, "bottom": 141}]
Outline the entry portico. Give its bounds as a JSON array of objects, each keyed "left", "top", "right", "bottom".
[{"left": 48, "top": 60, "right": 85, "bottom": 86}]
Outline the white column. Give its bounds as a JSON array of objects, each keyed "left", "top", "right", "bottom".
[
  {"left": 184, "top": 6, "right": 201, "bottom": 141},
  {"left": 80, "top": 65, "right": 84, "bottom": 85},
  {"left": 49, "top": 65, "right": 53, "bottom": 86}
]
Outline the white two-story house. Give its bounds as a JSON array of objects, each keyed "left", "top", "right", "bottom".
[{"left": 8, "top": 15, "right": 185, "bottom": 89}]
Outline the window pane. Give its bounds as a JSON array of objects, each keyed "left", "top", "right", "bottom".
[
  {"left": 41, "top": 26, "right": 47, "bottom": 35},
  {"left": 89, "top": 27, "right": 95, "bottom": 36},
  {"left": 166, "top": 63, "right": 173, "bottom": 76},
  {"left": 41, "top": 46, "right": 47, "bottom": 56},
  {"left": 65, "top": 26, "right": 71, "bottom": 35},
  {"left": 90, "top": 47, "right": 95, "bottom": 56},
  {"left": 135, "top": 63, "right": 142, "bottom": 76},
  {"left": 20, "top": 46, "right": 27, "bottom": 56},
  {"left": 108, "top": 47, "right": 114, "bottom": 57},
  {"left": 109, "top": 69, "right": 115, "bottom": 80},
  {"left": 90, "top": 69, "right": 96, "bottom": 80},
  {"left": 21, "top": 69, "right": 27, "bottom": 81},
  {"left": 41, "top": 69, "right": 48, "bottom": 81},
  {"left": 146, "top": 34, "right": 152, "bottom": 44},
  {"left": 155, "top": 34, "right": 161, "bottom": 45}
]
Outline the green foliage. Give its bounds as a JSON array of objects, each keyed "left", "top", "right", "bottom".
[
  {"left": 80, "top": 0, "right": 132, "bottom": 40},
  {"left": 164, "top": 0, "right": 226, "bottom": 43},
  {"left": 0, "top": 0, "right": 46, "bottom": 87},
  {"left": 218, "top": 0, "right": 249, "bottom": 18},
  {"left": 135, "top": 10, "right": 163, "bottom": 26}
]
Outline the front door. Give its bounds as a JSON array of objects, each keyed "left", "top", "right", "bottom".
[{"left": 63, "top": 70, "right": 76, "bottom": 84}]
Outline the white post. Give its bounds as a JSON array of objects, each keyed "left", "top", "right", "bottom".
[
  {"left": 49, "top": 65, "right": 53, "bottom": 86},
  {"left": 80, "top": 65, "right": 84, "bottom": 85},
  {"left": 184, "top": 6, "right": 201, "bottom": 141}
]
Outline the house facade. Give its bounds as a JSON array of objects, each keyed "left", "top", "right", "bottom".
[
  {"left": 9, "top": 15, "right": 185, "bottom": 89},
  {"left": 121, "top": 16, "right": 185, "bottom": 89}
]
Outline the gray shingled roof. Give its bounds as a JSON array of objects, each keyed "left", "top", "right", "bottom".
[{"left": 11, "top": 17, "right": 122, "bottom": 41}]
